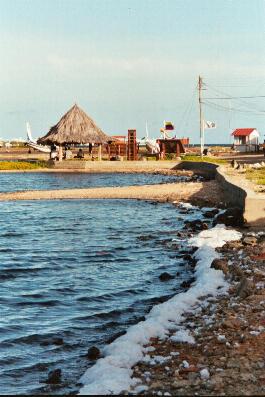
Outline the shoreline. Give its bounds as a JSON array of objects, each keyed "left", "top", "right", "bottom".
[
  {"left": 78, "top": 217, "right": 242, "bottom": 395},
  {"left": 126, "top": 228, "right": 265, "bottom": 396},
  {"left": 78, "top": 204, "right": 265, "bottom": 396}
]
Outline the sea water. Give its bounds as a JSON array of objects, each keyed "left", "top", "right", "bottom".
[
  {"left": 0, "top": 182, "right": 208, "bottom": 394},
  {"left": 0, "top": 172, "right": 187, "bottom": 193}
]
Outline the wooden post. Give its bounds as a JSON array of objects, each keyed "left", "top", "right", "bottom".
[
  {"left": 58, "top": 145, "right": 63, "bottom": 162},
  {"left": 98, "top": 144, "right": 102, "bottom": 161}
]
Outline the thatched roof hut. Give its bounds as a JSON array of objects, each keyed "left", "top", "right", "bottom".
[{"left": 38, "top": 104, "right": 110, "bottom": 145}]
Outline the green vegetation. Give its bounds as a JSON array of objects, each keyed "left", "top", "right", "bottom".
[
  {"left": 180, "top": 154, "right": 227, "bottom": 165},
  {"left": 0, "top": 161, "right": 48, "bottom": 170},
  {"left": 246, "top": 168, "right": 265, "bottom": 185}
]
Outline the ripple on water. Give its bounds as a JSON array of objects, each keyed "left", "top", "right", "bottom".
[{"left": 0, "top": 198, "right": 206, "bottom": 395}]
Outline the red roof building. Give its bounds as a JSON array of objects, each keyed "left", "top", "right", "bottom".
[
  {"left": 231, "top": 128, "right": 259, "bottom": 152},
  {"left": 231, "top": 128, "right": 256, "bottom": 137}
]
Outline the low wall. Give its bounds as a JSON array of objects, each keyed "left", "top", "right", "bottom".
[
  {"left": 179, "top": 161, "right": 265, "bottom": 227},
  {"left": 49, "top": 160, "right": 179, "bottom": 172},
  {"left": 216, "top": 167, "right": 265, "bottom": 227},
  {"left": 175, "top": 161, "right": 218, "bottom": 179},
  {"left": 215, "top": 167, "right": 246, "bottom": 209}
]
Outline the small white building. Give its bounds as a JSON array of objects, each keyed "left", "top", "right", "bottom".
[{"left": 231, "top": 128, "right": 259, "bottom": 152}]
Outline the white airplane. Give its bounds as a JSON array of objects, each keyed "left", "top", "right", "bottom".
[
  {"left": 26, "top": 122, "right": 51, "bottom": 153},
  {"left": 137, "top": 122, "right": 160, "bottom": 154}
]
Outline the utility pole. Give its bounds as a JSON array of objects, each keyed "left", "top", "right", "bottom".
[{"left": 198, "top": 75, "right": 204, "bottom": 157}]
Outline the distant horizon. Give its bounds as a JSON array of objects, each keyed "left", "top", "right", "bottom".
[{"left": 1, "top": 0, "right": 265, "bottom": 145}]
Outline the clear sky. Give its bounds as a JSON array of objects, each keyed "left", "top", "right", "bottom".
[{"left": 1, "top": 0, "right": 265, "bottom": 143}]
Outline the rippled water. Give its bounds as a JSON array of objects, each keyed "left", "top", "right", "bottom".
[
  {"left": 0, "top": 198, "right": 208, "bottom": 395},
  {"left": 0, "top": 172, "right": 185, "bottom": 193}
]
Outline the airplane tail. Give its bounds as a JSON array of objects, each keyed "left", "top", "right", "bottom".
[{"left": 26, "top": 122, "right": 36, "bottom": 143}]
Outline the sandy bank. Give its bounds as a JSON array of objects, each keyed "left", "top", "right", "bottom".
[{"left": 0, "top": 181, "right": 223, "bottom": 205}]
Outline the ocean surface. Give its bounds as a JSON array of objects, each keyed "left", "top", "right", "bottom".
[
  {"left": 0, "top": 172, "right": 186, "bottom": 193},
  {"left": 0, "top": 173, "right": 208, "bottom": 395}
]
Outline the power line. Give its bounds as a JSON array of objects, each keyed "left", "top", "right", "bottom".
[
  {"left": 204, "top": 95, "right": 265, "bottom": 99},
  {"left": 202, "top": 100, "right": 265, "bottom": 116}
]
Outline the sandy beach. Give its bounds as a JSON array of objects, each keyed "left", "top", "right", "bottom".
[{"left": 0, "top": 180, "right": 224, "bottom": 206}]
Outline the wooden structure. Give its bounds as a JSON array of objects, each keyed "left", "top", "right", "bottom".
[
  {"left": 107, "top": 136, "right": 127, "bottom": 159},
  {"left": 127, "top": 130, "right": 137, "bottom": 161},
  {"left": 156, "top": 138, "right": 185, "bottom": 158},
  {"left": 180, "top": 137, "right": 190, "bottom": 146}
]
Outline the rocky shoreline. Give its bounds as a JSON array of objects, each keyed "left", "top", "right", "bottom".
[{"left": 126, "top": 215, "right": 265, "bottom": 396}]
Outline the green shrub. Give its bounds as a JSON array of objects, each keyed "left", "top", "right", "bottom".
[{"left": 180, "top": 155, "right": 227, "bottom": 165}]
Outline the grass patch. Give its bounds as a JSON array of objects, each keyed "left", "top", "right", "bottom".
[
  {"left": 0, "top": 161, "right": 48, "bottom": 170},
  {"left": 180, "top": 155, "right": 227, "bottom": 165},
  {"left": 245, "top": 168, "right": 265, "bottom": 185}
]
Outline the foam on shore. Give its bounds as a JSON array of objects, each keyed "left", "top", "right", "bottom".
[{"left": 78, "top": 224, "right": 241, "bottom": 395}]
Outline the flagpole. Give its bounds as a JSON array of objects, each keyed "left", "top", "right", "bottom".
[{"left": 198, "top": 76, "right": 204, "bottom": 157}]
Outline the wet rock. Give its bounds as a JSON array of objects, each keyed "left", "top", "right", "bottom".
[
  {"left": 213, "top": 208, "right": 244, "bottom": 227},
  {"left": 203, "top": 209, "right": 219, "bottom": 218},
  {"left": 53, "top": 337, "right": 64, "bottom": 346},
  {"left": 46, "top": 368, "right": 62, "bottom": 384},
  {"left": 242, "top": 236, "right": 257, "bottom": 246},
  {"left": 184, "top": 219, "right": 208, "bottom": 231},
  {"left": 137, "top": 235, "right": 153, "bottom": 241},
  {"left": 159, "top": 272, "right": 175, "bottom": 281},
  {"left": 236, "top": 278, "right": 255, "bottom": 299},
  {"left": 87, "top": 346, "right": 101, "bottom": 360},
  {"left": 211, "top": 259, "right": 228, "bottom": 275},
  {"left": 181, "top": 253, "right": 192, "bottom": 261},
  {"left": 181, "top": 278, "right": 195, "bottom": 288}
]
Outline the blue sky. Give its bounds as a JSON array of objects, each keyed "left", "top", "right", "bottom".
[{"left": 1, "top": 0, "right": 265, "bottom": 143}]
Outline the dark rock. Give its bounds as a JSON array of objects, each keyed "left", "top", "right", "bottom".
[
  {"left": 46, "top": 368, "right": 62, "bottom": 384},
  {"left": 213, "top": 207, "right": 244, "bottom": 227},
  {"left": 53, "top": 337, "right": 64, "bottom": 346},
  {"left": 203, "top": 209, "right": 219, "bottom": 218},
  {"left": 87, "top": 346, "right": 101, "bottom": 360},
  {"left": 184, "top": 219, "right": 207, "bottom": 232},
  {"left": 159, "top": 272, "right": 175, "bottom": 281},
  {"left": 182, "top": 254, "right": 193, "bottom": 261},
  {"left": 137, "top": 235, "right": 153, "bottom": 241},
  {"left": 181, "top": 278, "right": 195, "bottom": 288},
  {"left": 210, "top": 259, "right": 229, "bottom": 274}
]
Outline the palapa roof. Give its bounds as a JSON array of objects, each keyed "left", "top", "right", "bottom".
[{"left": 38, "top": 104, "right": 110, "bottom": 145}]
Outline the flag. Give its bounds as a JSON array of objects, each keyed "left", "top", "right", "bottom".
[
  {"left": 164, "top": 121, "right": 175, "bottom": 130},
  {"left": 204, "top": 120, "right": 216, "bottom": 129}
]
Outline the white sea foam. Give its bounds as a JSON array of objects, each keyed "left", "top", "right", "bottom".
[{"left": 78, "top": 224, "right": 241, "bottom": 395}]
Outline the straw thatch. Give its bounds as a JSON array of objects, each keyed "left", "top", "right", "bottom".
[{"left": 38, "top": 104, "right": 110, "bottom": 145}]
